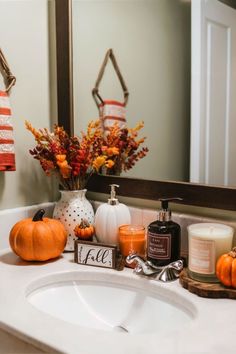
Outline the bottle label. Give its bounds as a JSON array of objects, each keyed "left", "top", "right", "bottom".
[
  {"left": 189, "top": 237, "right": 215, "bottom": 274},
  {"left": 147, "top": 232, "right": 171, "bottom": 259}
]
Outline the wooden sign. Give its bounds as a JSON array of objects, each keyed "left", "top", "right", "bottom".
[{"left": 74, "top": 240, "right": 117, "bottom": 269}]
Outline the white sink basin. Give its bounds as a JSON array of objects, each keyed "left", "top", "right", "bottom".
[{"left": 26, "top": 271, "right": 195, "bottom": 335}]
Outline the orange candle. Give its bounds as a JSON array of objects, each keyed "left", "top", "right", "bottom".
[{"left": 118, "top": 225, "right": 146, "bottom": 267}]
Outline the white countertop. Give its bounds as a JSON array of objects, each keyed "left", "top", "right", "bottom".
[{"left": 0, "top": 248, "right": 235, "bottom": 354}]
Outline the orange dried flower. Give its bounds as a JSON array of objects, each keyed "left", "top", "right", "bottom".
[
  {"left": 105, "top": 159, "right": 115, "bottom": 169},
  {"left": 107, "top": 147, "right": 120, "bottom": 156},
  {"left": 93, "top": 156, "right": 106, "bottom": 172},
  {"left": 56, "top": 155, "right": 71, "bottom": 179},
  {"left": 56, "top": 154, "right": 67, "bottom": 163}
]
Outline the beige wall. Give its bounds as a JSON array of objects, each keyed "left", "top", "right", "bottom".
[
  {"left": 0, "top": 0, "right": 57, "bottom": 210},
  {"left": 72, "top": 0, "right": 191, "bottom": 182}
]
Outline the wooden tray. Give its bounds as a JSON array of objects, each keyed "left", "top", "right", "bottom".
[{"left": 179, "top": 269, "right": 236, "bottom": 299}]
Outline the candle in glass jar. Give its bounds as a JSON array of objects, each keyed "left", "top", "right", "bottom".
[
  {"left": 118, "top": 225, "right": 146, "bottom": 267},
  {"left": 188, "top": 223, "right": 234, "bottom": 282}
]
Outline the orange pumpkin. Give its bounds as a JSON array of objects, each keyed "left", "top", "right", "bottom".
[
  {"left": 74, "top": 219, "right": 94, "bottom": 240},
  {"left": 9, "top": 209, "right": 67, "bottom": 261},
  {"left": 216, "top": 247, "right": 236, "bottom": 288}
]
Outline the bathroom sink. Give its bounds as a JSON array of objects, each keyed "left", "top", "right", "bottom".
[{"left": 26, "top": 270, "right": 195, "bottom": 335}]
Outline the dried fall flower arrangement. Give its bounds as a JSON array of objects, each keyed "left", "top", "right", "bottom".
[
  {"left": 25, "top": 119, "right": 148, "bottom": 190},
  {"left": 102, "top": 121, "right": 149, "bottom": 175}
]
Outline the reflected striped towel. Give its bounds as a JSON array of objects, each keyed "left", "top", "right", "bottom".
[
  {"left": 0, "top": 91, "right": 15, "bottom": 171},
  {"left": 99, "top": 100, "right": 126, "bottom": 133}
]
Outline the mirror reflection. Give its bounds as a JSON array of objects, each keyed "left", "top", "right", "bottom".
[
  {"left": 72, "top": 0, "right": 190, "bottom": 182},
  {"left": 72, "top": 0, "right": 236, "bottom": 187}
]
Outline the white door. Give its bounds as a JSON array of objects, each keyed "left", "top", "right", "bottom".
[{"left": 190, "top": 0, "right": 236, "bottom": 186}]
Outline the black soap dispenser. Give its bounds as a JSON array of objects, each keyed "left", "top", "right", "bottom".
[{"left": 147, "top": 198, "right": 182, "bottom": 266}]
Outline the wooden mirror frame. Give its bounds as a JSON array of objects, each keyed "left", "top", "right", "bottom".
[{"left": 55, "top": 0, "right": 236, "bottom": 211}]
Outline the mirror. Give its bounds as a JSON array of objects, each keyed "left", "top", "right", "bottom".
[{"left": 55, "top": 0, "right": 236, "bottom": 211}]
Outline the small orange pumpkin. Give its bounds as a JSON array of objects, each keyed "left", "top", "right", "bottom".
[
  {"left": 9, "top": 209, "right": 67, "bottom": 261},
  {"left": 216, "top": 247, "right": 236, "bottom": 288},
  {"left": 74, "top": 219, "right": 94, "bottom": 240}
]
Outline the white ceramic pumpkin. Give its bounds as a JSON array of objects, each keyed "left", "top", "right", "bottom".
[{"left": 94, "top": 185, "right": 131, "bottom": 245}]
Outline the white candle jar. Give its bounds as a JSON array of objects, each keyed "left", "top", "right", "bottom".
[{"left": 188, "top": 223, "right": 234, "bottom": 282}]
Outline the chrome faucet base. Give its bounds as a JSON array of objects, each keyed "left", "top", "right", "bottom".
[{"left": 126, "top": 253, "right": 183, "bottom": 282}]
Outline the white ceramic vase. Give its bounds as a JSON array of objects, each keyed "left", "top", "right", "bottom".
[{"left": 53, "top": 189, "right": 94, "bottom": 251}]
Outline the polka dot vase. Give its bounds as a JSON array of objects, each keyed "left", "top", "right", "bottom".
[{"left": 53, "top": 189, "right": 94, "bottom": 251}]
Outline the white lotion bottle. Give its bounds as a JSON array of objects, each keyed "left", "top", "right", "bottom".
[{"left": 94, "top": 184, "right": 131, "bottom": 245}]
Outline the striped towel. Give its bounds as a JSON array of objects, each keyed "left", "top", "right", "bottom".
[
  {"left": 99, "top": 100, "right": 126, "bottom": 133},
  {"left": 0, "top": 90, "right": 15, "bottom": 171}
]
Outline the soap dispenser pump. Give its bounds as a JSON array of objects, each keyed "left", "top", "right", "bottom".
[
  {"left": 94, "top": 184, "right": 131, "bottom": 246},
  {"left": 147, "top": 198, "right": 182, "bottom": 266}
]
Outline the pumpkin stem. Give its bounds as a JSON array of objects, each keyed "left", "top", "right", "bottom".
[
  {"left": 32, "top": 209, "right": 45, "bottom": 222},
  {"left": 79, "top": 218, "right": 89, "bottom": 229},
  {"left": 229, "top": 247, "right": 236, "bottom": 258}
]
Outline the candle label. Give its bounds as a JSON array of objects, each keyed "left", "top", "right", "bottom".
[
  {"left": 189, "top": 237, "right": 215, "bottom": 274},
  {"left": 74, "top": 240, "right": 117, "bottom": 269},
  {"left": 147, "top": 232, "right": 171, "bottom": 259}
]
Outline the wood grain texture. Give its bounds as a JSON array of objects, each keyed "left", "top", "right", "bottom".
[
  {"left": 87, "top": 174, "right": 236, "bottom": 211},
  {"left": 179, "top": 268, "right": 236, "bottom": 299},
  {"left": 55, "top": 0, "right": 74, "bottom": 135}
]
